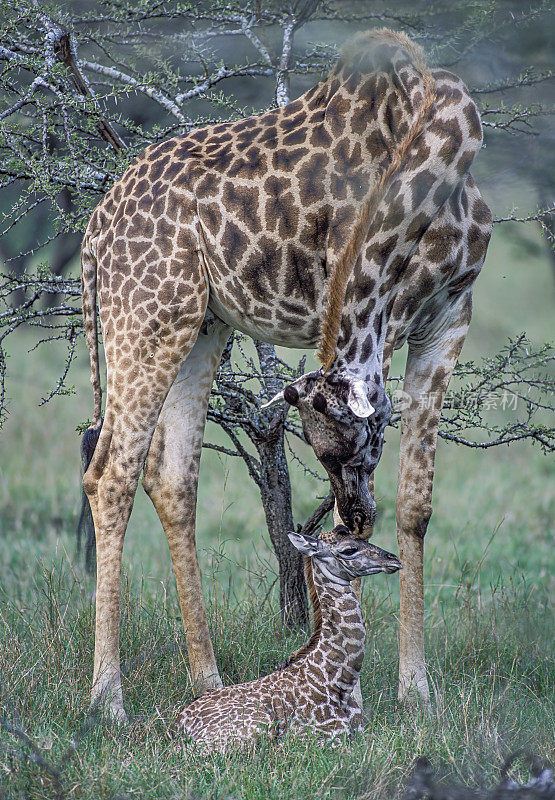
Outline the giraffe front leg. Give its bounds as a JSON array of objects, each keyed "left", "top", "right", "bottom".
[
  {"left": 396, "top": 295, "right": 472, "bottom": 705},
  {"left": 143, "top": 316, "right": 231, "bottom": 695}
]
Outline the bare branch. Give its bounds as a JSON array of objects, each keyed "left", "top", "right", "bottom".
[
  {"left": 240, "top": 17, "right": 273, "bottom": 67},
  {"left": 297, "top": 493, "right": 335, "bottom": 536},
  {"left": 494, "top": 206, "right": 554, "bottom": 225},
  {"left": 472, "top": 70, "right": 554, "bottom": 95},
  {"left": 33, "top": 11, "right": 128, "bottom": 152},
  {"left": 81, "top": 60, "right": 187, "bottom": 125},
  {"left": 276, "top": 19, "right": 295, "bottom": 107}
]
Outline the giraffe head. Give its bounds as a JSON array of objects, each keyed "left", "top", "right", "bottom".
[
  {"left": 264, "top": 370, "right": 391, "bottom": 535},
  {"left": 288, "top": 525, "right": 401, "bottom": 585}
]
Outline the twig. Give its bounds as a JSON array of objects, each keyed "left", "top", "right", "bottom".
[{"left": 298, "top": 493, "right": 335, "bottom": 536}]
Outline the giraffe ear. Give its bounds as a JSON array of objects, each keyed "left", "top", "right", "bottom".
[
  {"left": 261, "top": 370, "right": 321, "bottom": 409},
  {"left": 347, "top": 379, "right": 375, "bottom": 418},
  {"left": 287, "top": 531, "right": 322, "bottom": 556}
]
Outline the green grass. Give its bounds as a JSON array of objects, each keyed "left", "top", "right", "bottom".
[
  {"left": 0, "top": 224, "right": 554, "bottom": 798},
  {"left": 0, "top": 564, "right": 552, "bottom": 798}
]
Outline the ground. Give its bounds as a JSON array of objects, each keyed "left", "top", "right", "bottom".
[{"left": 0, "top": 225, "right": 553, "bottom": 798}]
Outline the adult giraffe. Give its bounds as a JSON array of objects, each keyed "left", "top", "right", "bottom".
[{"left": 79, "top": 29, "right": 492, "bottom": 721}]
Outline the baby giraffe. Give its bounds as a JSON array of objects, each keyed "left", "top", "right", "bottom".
[{"left": 177, "top": 525, "right": 402, "bottom": 752}]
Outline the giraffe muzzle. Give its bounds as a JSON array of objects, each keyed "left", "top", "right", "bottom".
[{"left": 329, "top": 461, "right": 375, "bottom": 531}]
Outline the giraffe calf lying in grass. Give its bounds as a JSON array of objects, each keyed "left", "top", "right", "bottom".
[{"left": 178, "top": 525, "right": 401, "bottom": 752}]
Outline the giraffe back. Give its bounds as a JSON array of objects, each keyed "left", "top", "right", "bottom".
[{"left": 84, "top": 29, "right": 485, "bottom": 353}]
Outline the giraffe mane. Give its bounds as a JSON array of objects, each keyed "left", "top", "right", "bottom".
[
  {"left": 316, "top": 28, "right": 437, "bottom": 372},
  {"left": 279, "top": 556, "right": 322, "bottom": 668}
]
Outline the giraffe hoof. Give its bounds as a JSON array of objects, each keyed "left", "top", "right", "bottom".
[
  {"left": 89, "top": 697, "right": 129, "bottom": 725},
  {"left": 87, "top": 704, "right": 129, "bottom": 728},
  {"left": 89, "top": 683, "right": 129, "bottom": 725},
  {"left": 108, "top": 702, "right": 129, "bottom": 725}
]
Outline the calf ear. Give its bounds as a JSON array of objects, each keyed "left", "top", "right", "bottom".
[
  {"left": 287, "top": 531, "right": 323, "bottom": 556},
  {"left": 347, "top": 379, "right": 375, "bottom": 418}
]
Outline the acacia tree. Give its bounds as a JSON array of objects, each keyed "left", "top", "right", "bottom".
[{"left": 0, "top": 0, "right": 553, "bottom": 625}]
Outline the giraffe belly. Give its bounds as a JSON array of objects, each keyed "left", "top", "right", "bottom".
[{"left": 207, "top": 291, "right": 322, "bottom": 349}]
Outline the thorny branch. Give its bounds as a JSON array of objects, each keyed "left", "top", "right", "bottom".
[
  {"left": 436, "top": 336, "right": 554, "bottom": 453},
  {"left": 470, "top": 69, "right": 554, "bottom": 95},
  {"left": 207, "top": 334, "right": 555, "bottom": 478}
]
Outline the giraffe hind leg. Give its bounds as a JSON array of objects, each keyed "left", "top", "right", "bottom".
[
  {"left": 83, "top": 297, "right": 207, "bottom": 721},
  {"left": 143, "top": 316, "right": 231, "bottom": 695}
]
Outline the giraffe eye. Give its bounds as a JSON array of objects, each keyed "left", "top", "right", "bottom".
[{"left": 340, "top": 546, "right": 358, "bottom": 557}]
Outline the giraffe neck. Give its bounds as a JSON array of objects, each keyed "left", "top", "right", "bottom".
[
  {"left": 317, "top": 39, "right": 436, "bottom": 381},
  {"left": 302, "top": 558, "right": 366, "bottom": 700},
  {"left": 328, "top": 310, "right": 387, "bottom": 384}
]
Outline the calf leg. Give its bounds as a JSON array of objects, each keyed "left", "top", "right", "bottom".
[{"left": 142, "top": 316, "right": 231, "bottom": 694}]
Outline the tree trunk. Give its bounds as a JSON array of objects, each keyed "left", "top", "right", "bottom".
[
  {"left": 255, "top": 339, "right": 308, "bottom": 627},
  {"left": 258, "top": 435, "right": 308, "bottom": 628}
]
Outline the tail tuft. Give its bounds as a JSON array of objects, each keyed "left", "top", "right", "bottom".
[{"left": 77, "top": 421, "right": 102, "bottom": 574}]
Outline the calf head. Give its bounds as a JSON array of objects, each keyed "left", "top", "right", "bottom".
[
  {"left": 288, "top": 525, "right": 402, "bottom": 584},
  {"left": 264, "top": 369, "right": 391, "bottom": 536}
]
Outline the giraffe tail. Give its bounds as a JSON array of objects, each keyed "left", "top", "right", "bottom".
[
  {"left": 77, "top": 229, "right": 103, "bottom": 573},
  {"left": 77, "top": 425, "right": 101, "bottom": 572}
]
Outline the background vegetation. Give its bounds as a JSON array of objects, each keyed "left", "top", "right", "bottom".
[{"left": 0, "top": 0, "right": 553, "bottom": 797}]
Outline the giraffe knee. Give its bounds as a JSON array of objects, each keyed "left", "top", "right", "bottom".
[
  {"left": 148, "top": 476, "right": 196, "bottom": 511},
  {"left": 141, "top": 470, "right": 177, "bottom": 507},
  {"left": 142, "top": 466, "right": 198, "bottom": 528},
  {"left": 396, "top": 499, "right": 432, "bottom": 540},
  {"left": 143, "top": 424, "right": 199, "bottom": 512},
  {"left": 142, "top": 458, "right": 189, "bottom": 506}
]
